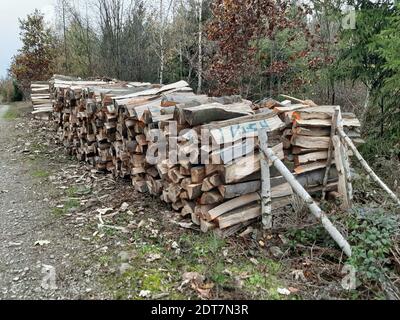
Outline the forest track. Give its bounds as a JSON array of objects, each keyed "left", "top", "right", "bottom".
[{"left": 0, "top": 103, "right": 112, "bottom": 299}]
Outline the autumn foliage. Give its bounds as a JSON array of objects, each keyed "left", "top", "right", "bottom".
[
  {"left": 206, "top": 0, "right": 314, "bottom": 97},
  {"left": 9, "top": 10, "right": 56, "bottom": 93}
]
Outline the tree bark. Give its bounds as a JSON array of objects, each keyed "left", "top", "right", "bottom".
[
  {"left": 197, "top": 0, "right": 203, "bottom": 94},
  {"left": 159, "top": 0, "right": 164, "bottom": 84},
  {"left": 259, "top": 130, "right": 272, "bottom": 229}
]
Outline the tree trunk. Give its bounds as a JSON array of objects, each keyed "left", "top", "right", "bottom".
[
  {"left": 197, "top": 0, "right": 203, "bottom": 94},
  {"left": 159, "top": 0, "right": 164, "bottom": 85},
  {"left": 380, "top": 96, "right": 384, "bottom": 137},
  {"left": 360, "top": 87, "right": 370, "bottom": 130},
  {"left": 259, "top": 130, "right": 272, "bottom": 229},
  {"left": 62, "top": 1, "right": 69, "bottom": 73}
]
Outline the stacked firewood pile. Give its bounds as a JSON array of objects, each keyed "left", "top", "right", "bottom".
[
  {"left": 48, "top": 75, "right": 364, "bottom": 236},
  {"left": 262, "top": 100, "right": 362, "bottom": 215},
  {"left": 30, "top": 82, "right": 53, "bottom": 120},
  {"left": 50, "top": 76, "right": 169, "bottom": 176}
]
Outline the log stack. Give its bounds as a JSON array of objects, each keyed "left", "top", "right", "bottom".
[
  {"left": 49, "top": 77, "right": 156, "bottom": 173},
  {"left": 30, "top": 82, "right": 53, "bottom": 120},
  {"left": 291, "top": 106, "right": 362, "bottom": 175},
  {"left": 46, "top": 75, "right": 364, "bottom": 237},
  {"left": 261, "top": 101, "right": 362, "bottom": 203}
]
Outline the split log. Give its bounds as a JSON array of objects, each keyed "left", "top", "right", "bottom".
[
  {"left": 210, "top": 139, "right": 256, "bottom": 164},
  {"left": 201, "top": 174, "right": 222, "bottom": 192},
  {"left": 294, "top": 160, "right": 330, "bottom": 175},
  {"left": 221, "top": 143, "right": 284, "bottom": 184},
  {"left": 218, "top": 180, "right": 261, "bottom": 199},
  {"left": 196, "top": 204, "right": 219, "bottom": 220},
  {"left": 273, "top": 104, "right": 309, "bottom": 114},
  {"left": 186, "top": 183, "right": 203, "bottom": 200},
  {"left": 214, "top": 220, "right": 256, "bottom": 239},
  {"left": 292, "top": 126, "right": 331, "bottom": 137},
  {"left": 182, "top": 102, "right": 253, "bottom": 126},
  {"left": 181, "top": 201, "right": 196, "bottom": 217},
  {"left": 191, "top": 166, "right": 206, "bottom": 183},
  {"left": 209, "top": 115, "right": 285, "bottom": 146},
  {"left": 291, "top": 135, "right": 330, "bottom": 149},
  {"left": 217, "top": 205, "right": 261, "bottom": 230},
  {"left": 294, "top": 151, "right": 329, "bottom": 165},
  {"left": 205, "top": 193, "right": 260, "bottom": 221},
  {"left": 200, "top": 219, "right": 217, "bottom": 233},
  {"left": 294, "top": 118, "right": 361, "bottom": 128},
  {"left": 200, "top": 191, "right": 224, "bottom": 205}
]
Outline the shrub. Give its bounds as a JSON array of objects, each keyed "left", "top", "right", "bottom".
[
  {"left": 0, "top": 78, "right": 23, "bottom": 103},
  {"left": 345, "top": 208, "right": 399, "bottom": 283}
]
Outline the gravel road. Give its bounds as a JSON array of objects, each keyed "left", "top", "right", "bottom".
[{"left": 0, "top": 104, "right": 110, "bottom": 299}]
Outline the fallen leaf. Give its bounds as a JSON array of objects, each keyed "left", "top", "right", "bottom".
[
  {"left": 177, "top": 222, "right": 194, "bottom": 229},
  {"left": 270, "top": 246, "right": 284, "bottom": 258},
  {"left": 35, "top": 240, "right": 50, "bottom": 246},
  {"left": 277, "top": 288, "right": 291, "bottom": 296},
  {"left": 289, "top": 287, "right": 299, "bottom": 294},
  {"left": 139, "top": 290, "right": 151, "bottom": 298},
  {"left": 137, "top": 220, "right": 146, "bottom": 228},
  {"left": 291, "top": 270, "right": 307, "bottom": 282},
  {"left": 146, "top": 253, "right": 162, "bottom": 263},
  {"left": 196, "top": 287, "right": 212, "bottom": 299},
  {"left": 120, "top": 202, "right": 129, "bottom": 212},
  {"left": 8, "top": 242, "right": 22, "bottom": 247},
  {"left": 96, "top": 208, "right": 113, "bottom": 215},
  {"left": 171, "top": 241, "right": 179, "bottom": 250},
  {"left": 182, "top": 272, "right": 205, "bottom": 286}
]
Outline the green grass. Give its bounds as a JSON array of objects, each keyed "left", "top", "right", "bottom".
[
  {"left": 1, "top": 100, "right": 31, "bottom": 121},
  {"left": 52, "top": 198, "right": 81, "bottom": 216},
  {"left": 66, "top": 186, "right": 92, "bottom": 197},
  {"left": 98, "top": 230, "right": 288, "bottom": 300},
  {"left": 2, "top": 108, "right": 20, "bottom": 120},
  {"left": 32, "top": 169, "right": 50, "bottom": 179}
]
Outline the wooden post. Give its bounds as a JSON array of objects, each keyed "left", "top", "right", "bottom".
[
  {"left": 333, "top": 135, "right": 351, "bottom": 209},
  {"left": 322, "top": 107, "right": 339, "bottom": 200},
  {"left": 337, "top": 109, "right": 353, "bottom": 205},
  {"left": 259, "top": 142, "right": 352, "bottom": 257},
  {"left": 338, "top": 128, "right": 400, "bottom": 207},
  {"left": 259, "top": 130, "right": 272, "bottom": 229}
]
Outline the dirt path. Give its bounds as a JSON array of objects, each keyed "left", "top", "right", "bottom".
[{"left": 0, "top": 104, "right": 113, "bottom": 299}]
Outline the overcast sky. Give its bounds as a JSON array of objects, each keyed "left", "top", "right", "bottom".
[{"left": 0, "top": 0, "right": 55, "bottom": 78}]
